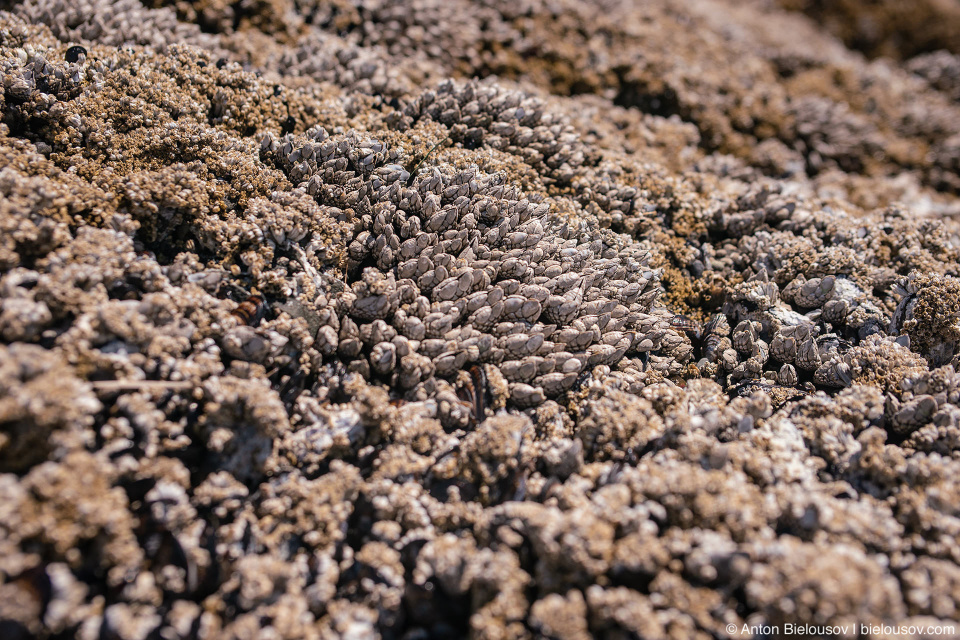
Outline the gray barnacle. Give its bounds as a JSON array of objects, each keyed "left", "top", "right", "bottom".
[
  {"left": 732, "top": 320, "right": 759, "bottom": 355},
  {"left": 351, "top": 267, "right": 399, "bottom": 321},
  {"left": 813, "top": 355, "right": 853, "bottom": 388},
  {"left": 221, "top": 325, "right": 286, "bottom": 363},
  {"left": 795, "top": 336, "right": 822, "bottom": 371},
  {"left": 793, "top": 275, "right": 837, "bottom": 309},
  {"left": 889, "top": 273, "right": 920, "bottom": 336},
  {"left": 889, "top": 394, "right": 939, "bottom": 435}
]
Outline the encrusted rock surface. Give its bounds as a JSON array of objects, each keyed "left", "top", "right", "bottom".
[{"left": 1, "top": 0, "right": 960, "bottom": 638}]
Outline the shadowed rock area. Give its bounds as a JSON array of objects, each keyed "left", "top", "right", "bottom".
[{"left": 1, "top": 1, "right": 960, "bottom": 638}]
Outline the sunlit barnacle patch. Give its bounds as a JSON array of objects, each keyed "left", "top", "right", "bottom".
[{"left": 256, "top": 133, "right": 671, "bottom": 409}]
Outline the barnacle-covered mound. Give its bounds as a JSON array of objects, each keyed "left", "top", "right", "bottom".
[{"left": 2, "top": 0, "right": 960, "bottom": 638}]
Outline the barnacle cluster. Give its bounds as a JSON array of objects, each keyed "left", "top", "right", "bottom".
[{"left": 2, "top": 0, "right": 960, "bottom": 638}]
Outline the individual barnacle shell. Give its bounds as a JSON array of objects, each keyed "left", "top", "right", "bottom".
[
  {"left": 315, "top": 305, "right": 341, "bottom": 333},
  {"left": 432, "top": 272, "right": 472, "bottom": 302},
  {"left": 850, "top": 303, "right": 888, "bottom": 341},
  {"left": 367, "top": 319, "right": 397, "bottom": 345},
  {"left": 702, "top": 313, "right": 730, "bottom": 337},
  {"left": 550, "top": 272, "right": 582, "bottom": 293},
  {"left": 565, "top": 326, "right": 601, "bottom": 351},
  {"left": 580, "top": 299, "right": 617, "bottom": 316},
  {"left": 703, "top": 333, "right": 726, "bottom": 363},
  {"left": 772, "top": 324, "right": 815, "bottom": 364},
  {"left": 796, "top": 337, "right": 822, "bottom": 371},
  {"left": 501, "top": 296, "right": 542, "bottom": 323},
  {"left": 732, "top": 321, "right": 758, "bottom": 355},
  {"left": 770, "top": 332, "right": 797, "bottom": 364},
  {"left": 536, "top": 372, "right": 578, "bottom": 396},
  {"left": 780, "top": 274, "right": 806, "bottom": 305},
  {"left": 721, "top": 348, "right": 739, "bottom": 371},
  {"left": 813, "top": 356, "right": 852, "bottom": 388},
  {"left": 420, "top": 338, "right": 453, "bottom": 358},
  {"left": 764, "top": 304, "right": 815, "bottom": 334},
  {"left": 735, "top": 338, "right": 769, "bottom": 377},
  {"left": 391, "top": 335, "right": 414, "bottom": 358},
  {"left": 794, "top": 276, "right": 836, "bottom": 309},
  {"left": 547, "top": 352, "right": 583, "bottom": 375},
  {"left": 509, "top": 383, "right": 546, "bottom": 408},
  {"left": 500, "top": 358, "right": 539, "bottom": 383},
  {"left": 469, "top": 301, "right": 504, "bottom": 331},
  {"left": 727, "top": 270, "right": 779, "bottom": 311},
  {"left": 437, "top": 387, "right": 472, "bottom": 430},
  {"left": 753, "top": 339, "right": 769, "bottom": 366},
  {"left": 338, "top": 317, "right": 363, "bottom": 358},
  {"left": 832, "top": 277, "right": 865, "bottom": 304},
  {"left": 585, "top": 343, "right": 618, "bottom": 367},
  {"left": 778, "top": 363, "right": 799, "bottom": 386},
  {"left": 315, "top": 325, "right": 339, "bottom": 356},
  {"left": 821, "top": 299, "right": 850, "bottom": 324},
  {"left": 542, "top": 293, "right": 581, "bottom": 325},
  {"left": 889, "top": 274, "right": 920, "bottom": 335},
  {"left": 222, "top": 326, "right": 276, "bottom": 363},
  {"left": 722, "top": 208, "right": 766, "bottom": 237},
  {"left": 398, "top": 315, "right": 426, "bottom": 341},
  {"left": 398, "top": 353, "right": 434, "bottom": 389},
  {"left": 348, "top": 232, "right": 374, "bottom": 262},
  {"left": 369, "top": 342, "right": 397, "bottom": 376},
  {"left": 352, "top": 292, "right": 397, "bottom": 322},
  {"left": 423, "top": 311, "right": 456, "bottom": 338},
  {"left": 890, "top": 395, "right": 938, "bottom": 435},
  {"left": 816, "top": 333, "right": 850, "bottom": 360},
  {"left": 425, "top": 207, "right": 459, "bottom": 233},
  {"left": 501, "top": 333, "right": 544, "bottom": 358},
  {"left": 434, "top": 350, "right": 468, "bottom": 376}
]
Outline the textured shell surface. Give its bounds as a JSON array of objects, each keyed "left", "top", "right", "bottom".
[{"left": 11, "top": 6, "right": 960, "bottom": 637}]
